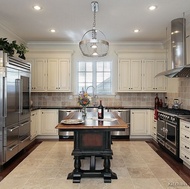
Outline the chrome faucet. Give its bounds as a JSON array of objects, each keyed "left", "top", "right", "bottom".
[{"left": 86, "top": 86, "right": 98, "bottom": 106}]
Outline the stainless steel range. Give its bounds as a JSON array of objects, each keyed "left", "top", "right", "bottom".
[{"left": 157, "top": 108, "right": 190, "bottom": 160}]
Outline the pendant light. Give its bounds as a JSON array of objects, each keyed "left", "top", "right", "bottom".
[{"left": 79, "top": 1, "right": 109, "bottom": 57}]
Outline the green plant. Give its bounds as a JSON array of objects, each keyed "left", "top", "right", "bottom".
[
  {"left": 0, "top": 38, "right": 28, "bottom": 59},
  {"left": 0, "top": 38, "right": 15, "bottom": 56},
  {"left": 16, "top": 43, "right": 28, "bottom": 60}
]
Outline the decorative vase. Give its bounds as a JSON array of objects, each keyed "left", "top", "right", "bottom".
[{"left": 81, "top": 106, "right": 87, "bottom": 117}]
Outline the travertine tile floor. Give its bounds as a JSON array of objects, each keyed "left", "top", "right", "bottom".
[{"left": 0, "top": 141, "right": 189, "bottom": 189}]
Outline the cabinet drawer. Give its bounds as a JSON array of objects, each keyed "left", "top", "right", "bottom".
[
  {"left": 19, "top": 121, "right": 30, "bottom": 136},
  {"left": 5, "top": 125, "right": 19, "bottom": 146},
  {"left": 181, "top": 121, "right": 190, "bottom": 132},
  {"left": 180, "top": 129, "right": 190, "bottom": 142},
  {"left": 180, "top": 141, "right": 190, "bottom": 154},
  {"left": 5, "top": 141, "right": 19, "bottom": 162},
  {"left": 180, "top": 149, "right": 190, "bottom": 165}
]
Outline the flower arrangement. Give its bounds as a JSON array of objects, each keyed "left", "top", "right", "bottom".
[{"left": 78, "top": 90, "right": 91, "bottom": 107}]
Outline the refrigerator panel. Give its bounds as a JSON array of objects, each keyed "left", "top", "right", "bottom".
[
  {"left": 19, "top": 73, "right": 31, "bottom": 121},
  {"left": 5, "top": 68, "right": 19, "bottom": 126}
]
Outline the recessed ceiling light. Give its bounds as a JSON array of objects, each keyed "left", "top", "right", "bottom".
[
  {"left": 50, "top": 29, "right": 56, "bottom": 33},
  {"left": 134, "top": 29, "right": 140, "bottom": 33},
  {"left": 149, "top": 5, "right": 157, "bottom": 11},
  {"left": 33, "top": 5, "right": 41, "bottom": 10}
]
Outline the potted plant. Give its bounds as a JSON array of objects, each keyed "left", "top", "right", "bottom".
[
  {"left": 15, "top": 43, "right": 28, "bottom": 60},
  {"left": 0, "top": 38, "right": 28, "bottom": 59},
  {"left": 0, "top": 38, "right": 15, "bottom": 56}
]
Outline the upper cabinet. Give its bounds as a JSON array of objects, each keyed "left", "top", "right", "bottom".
[
  {"left": 47, "top": 59, "right": 71, "bottom": 92},
  {"left": 117, "top": 57, "right": 167, "bottom": 92},
  {"left": 142, "top": 60, "right": 166, "bottom": 92},
  {"left": 118, "top": 59, "right": 142, "bottom": 92},
  {"left": 28, "top": 59, "right": 47, "bottom": 92},
  {"left": 27, "top": 52, "right": 72, "bottom": 92}
]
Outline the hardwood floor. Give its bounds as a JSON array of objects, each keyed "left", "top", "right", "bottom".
[{"left": 0, "top": 139, "right": 190, "bottom": 186}]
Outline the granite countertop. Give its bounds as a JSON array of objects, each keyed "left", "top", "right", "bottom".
[{"left": 31, "top": 106, "right": 154, "bottom": 111}]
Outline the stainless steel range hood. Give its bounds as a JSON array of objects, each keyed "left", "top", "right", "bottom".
[{"left": 156, "top": 18, "right": 190, "bottom": 78}]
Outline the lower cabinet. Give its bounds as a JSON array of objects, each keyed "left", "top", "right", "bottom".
[
  {"left": 30, "top": 110, "right": 40, "bottom": 140},
  {"left": 40, "top": 109, "right": 58, "bottom": 135},
  {"left": 180, "top": 120, "right": 190, "bottom": 169},
  {"left": 150, "top": 110, "right": 157, "bottom": 141},
  {"left": 130, "top": 109, "right": 151, "bottom": 138}
]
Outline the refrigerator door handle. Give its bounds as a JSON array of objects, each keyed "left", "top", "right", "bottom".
[
  {"left": 3, "top": 76, "right": 7, "bottom": 117},
  {"left": 17, "top": 79, "right": 23, "bottom": 114}
]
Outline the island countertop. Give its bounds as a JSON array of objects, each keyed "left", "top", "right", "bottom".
[{"left": 55, "top": 112, "right": 129, "bottom": 130}]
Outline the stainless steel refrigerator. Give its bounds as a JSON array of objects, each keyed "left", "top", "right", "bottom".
[{"left": 0, "top": 51, "right": 31, "bottom": 168}]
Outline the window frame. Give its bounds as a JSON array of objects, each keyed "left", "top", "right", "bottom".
[{"left": 77, "top": 61, "right": 112, "bottom": 95}]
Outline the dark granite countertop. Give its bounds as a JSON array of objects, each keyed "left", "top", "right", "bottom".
[{"left": 31, "top": 106, "right": 154, "bottom": 111}]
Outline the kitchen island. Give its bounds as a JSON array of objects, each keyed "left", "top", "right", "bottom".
[{"left": 55, "top": 112, "right": 128, "bottom": 183}]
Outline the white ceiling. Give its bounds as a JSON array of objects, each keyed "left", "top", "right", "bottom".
[{"left": 0, "top": 0, "right": 190, "bottom": 44}]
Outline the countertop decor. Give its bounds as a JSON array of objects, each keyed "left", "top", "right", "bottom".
[{"left": 78, "top": 90, "right": 91, "bottom": 117}]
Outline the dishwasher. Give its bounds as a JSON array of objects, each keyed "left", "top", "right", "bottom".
[
  {"left": 58, "top": 109, "right": 79, "bottom": 139},
  {"left": 109, "top": 109, "right": 130, "bottom": 139}
]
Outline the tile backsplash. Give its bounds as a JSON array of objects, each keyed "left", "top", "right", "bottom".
[
  {"left": 167, "top": 78, "right": 190, "bottom": 110},
  {"left": 31, "top": 92, "right": 165, "bottom": 108}
]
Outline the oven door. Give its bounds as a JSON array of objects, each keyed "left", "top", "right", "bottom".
[
  {"left": 157, "top": 119, "right": 165, "bottom": 139},
  {"left": 165, "top": 122, "right": 177, "bottom": 147}
]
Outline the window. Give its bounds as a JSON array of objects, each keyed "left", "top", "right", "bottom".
[{"left": 78, "top": 61, "right": 112, "bottom": 94}]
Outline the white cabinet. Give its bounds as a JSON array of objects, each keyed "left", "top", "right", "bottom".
[
  {"left": 28, "top": 59, "right": 47, "bottom": 92},
  {"left": 180, "top": 120, "right": 190, "bottom": 169},
  {"left": 30, "top": 110, "right": 40, "bottom": 140},
  {"left": 150, "top": 110, "right": 157, "bottom": 141},
  {"left": 142, "top": 60, "right": 166, "bottom": 92},
  {"left": 130, "top": 109, "right": 151, "bottom": 138},
  {"left": 40, "top": 109, "right": 58, "bottom": 135},
  {"left": 118, "top": 59, "right": 142, "bottom": 92},
  {"left": 47, "top": 59, "right": 71, "bottom": 92}
]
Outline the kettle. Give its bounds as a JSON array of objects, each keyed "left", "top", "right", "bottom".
[{"left": 172, "top": 99, "right": 182, "bottom": 109}]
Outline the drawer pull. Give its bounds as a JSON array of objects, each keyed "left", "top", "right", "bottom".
[
  {"left": 185, "top": 135, "right": 190, "bottom": 139},
  {"left": 20, "top": 121, "right": 30, "bottom": 127},
  {"left": 9, "top": 144, "right": 19, "bottom": 151},
  {"left": 185, "top": 125, "right": 190, "bottom": 129},
  {"left": 185, "top": 155, "right": 189, "bottom": 160},
  {"left": 185, "top": 145, "right": 190, "bottom": 149},
  {"left": 8, "top": 126, "right": 19, "bottom": 132}
]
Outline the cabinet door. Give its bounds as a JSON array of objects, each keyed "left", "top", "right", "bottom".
[
  {"left": 118, "top": 59, "right": 131, "bottom": 91},
  {"left": 154, "top": 60, "right": 166, "bottom": 91},
  {"left": 40, "top": 110, "right": 58, "bottom": 135},
  {"left": 118, "top": 59, "right": 142, "bottom": 91},
  {"left": 143, "top": 60, "right": 166, "bottom": 92},
  {"left": 47, "top": 59, "right": 59, "bottom": 91},
  {"left": 142, "top": 60, "right": 155, "bottom": 91},
  {"left": 30, "top": 110, "right": 39, "bottom": 139},
  {"left": 29, "top": 59, "right": 47, "bottom": 92},
  {"left": 130, "top": 60, "right": 142, "bottom": 91},
  {"left": 59, "top": 59, "right": 71, "bottom": 91},
  {"left": 130, "top": 110, "right": 147, "bottom": 135},
  {"left": 47, "top": 59, "right": 71, "bottom": 92}
]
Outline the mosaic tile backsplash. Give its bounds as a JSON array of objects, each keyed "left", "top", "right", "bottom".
[{"left": 31, "top": 92, "right": 166, "bottom": 108}]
